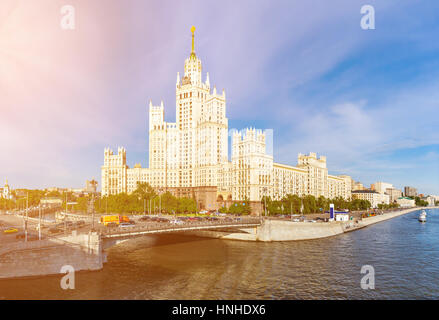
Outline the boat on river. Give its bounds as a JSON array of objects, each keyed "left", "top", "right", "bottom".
[{"left": 418, "top": 210, "right": 427, "bottom": 223}]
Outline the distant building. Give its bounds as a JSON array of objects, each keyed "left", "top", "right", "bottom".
[
  {"left": 374, "top": 182, "right": 393, "bottom": 194},
  {"left": 352, "top": 190, "right": 390, "bottom": 208},
  {"left": 352, "top": 181, "right": 365, "bottom": 191},
  {"left": 397, "top": 197, "right": 415, "bottom": 208},
  {"left": 0, "top": 179, "right": 12, "bottom": 200},
  {"left": 385, "top": 187, "right": 402, "bottom": 203},
  {"left": 85, "top": 179, "right": 98, "bottom": 193},
  {"left": 404, "top": 186, "right": 417, "bottom": 198},
  {"left": 422, "top": 196, "right": 435, "bottom": 207}
]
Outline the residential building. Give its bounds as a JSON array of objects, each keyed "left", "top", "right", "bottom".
[
  {"left": 374, "top": 182, "right": 393, "bottom": 194},
  {"left": 352, "top": 190, "right": 390, "bottom": 208},
  {"left": 404, "top": 186, "right": 417, "bottom": 197},
  {"left": 385, "top": 187, "right": 402, "bottom": 203},
  {"left": 101, "top": 27, "right": 353, "bottom": 214}
]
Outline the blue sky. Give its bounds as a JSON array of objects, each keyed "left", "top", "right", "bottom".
[{"left": 1, "top": 0, "right": 438, "bottom": 194}]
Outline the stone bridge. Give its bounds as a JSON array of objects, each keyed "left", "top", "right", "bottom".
[{"left": 0, "top": 217, "right": 262, "bottom": 279}]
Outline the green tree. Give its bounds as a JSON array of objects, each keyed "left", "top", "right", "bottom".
[
  {"left": 133, "top": 182, "right": 156, "bottom": 201},
  {"left": 177, "top": 197, "right": 197, "bottom": 213},
  {"left": 302, "top": 195, "right": 317, "bottom": 214},
  {"left": 228, "top": 201, "right": 251, "bottom": 215}
]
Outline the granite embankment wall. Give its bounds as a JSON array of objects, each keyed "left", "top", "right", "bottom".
[
  {"left": 188, "top": 207, "right": 427, "bottom": 242},
  {"left": 0, "top": 233, "right": 102, "bottom": 279},
  {"left": 358, "top": 207, "right": 425, "bottom": 227},
  {"left": 186, "top": 221, "right": 345, "bottom": 242}
]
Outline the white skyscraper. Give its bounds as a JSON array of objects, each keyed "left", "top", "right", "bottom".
[{"left": 101, "top": 27, "right": 353, "bottom": 214}]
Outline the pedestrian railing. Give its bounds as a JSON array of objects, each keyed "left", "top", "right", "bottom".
[{"left": 99, "top": 218, "right": 261, "bottom": 238}]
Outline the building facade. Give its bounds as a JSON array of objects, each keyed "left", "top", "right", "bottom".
[
  {"left": 397, "top": 197, "right": 415, "bottom": 208},
  {"left": 0, "top": 179, "right": 11, "bottom": 200},
  {"left": 385, "top": 187, "right": 402, "bottom": 203},
  {"left": 374, "top": 181, "right": 393, "bottom": 194},
  {"left": 352, "top": 190, "right": 390, "bottom": 208},
  {"left": 404, "top": 186, "right": 418, "bottom": 197},
  {"left": 101, "top": 27, "right": 353, "bottom": 213}
]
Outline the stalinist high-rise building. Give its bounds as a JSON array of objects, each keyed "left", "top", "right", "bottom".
[{"left": 101, "top": 27, "right": 353, "bottom": 214}]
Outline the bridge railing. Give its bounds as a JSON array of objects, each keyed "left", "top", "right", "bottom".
[{"left": 99, "top": 217, "right": 261, "bottom": 236}]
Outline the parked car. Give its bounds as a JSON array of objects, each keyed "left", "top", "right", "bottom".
[
  {"left": 119, "top": 222, "right": 135, "bottom": 228},
  {"left": 75, "top": 220, "right": 86, "bottom": 227},
  {"left": 3, "top": 227, "right": 18, "bottom": 234},
  {"left": 16, "top": 232, "right": 39, "bottom": 241},
  {"left": 49, "top": 227, "right": 63, "bottom": 234},
  {"left": 170, "top": 219, "right": 184, "bottom": 225},
  {"left": 106, "top": 222, "right": 118, "bottom": 228}
]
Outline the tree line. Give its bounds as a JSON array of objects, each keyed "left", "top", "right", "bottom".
[{"left": 73, "top": 183, "right": 198, "bottom": 214}]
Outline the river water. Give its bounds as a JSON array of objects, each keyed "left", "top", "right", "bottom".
[{"left": 1, "top": 209, "right": 438, "bottom": 299}]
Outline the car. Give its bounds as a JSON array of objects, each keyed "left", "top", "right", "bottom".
[
  {"left": 292, "top": 218, "right": 300, "bottom": 222},
  {"left": 170, "top": 219, "right": 184, "bottom": 225},
  {"left": 3, "top": 227, "right": 18, "bottom": 234},
  {"left": 106, "top": 222, "right": 118, "bottom": 228},
  {"left": 48, "top": 227, "right": 63, "bottom": 234},
  {"left": 119, "top": 223, "right": 135, "bottom": 228},
  {"left": 75, "top": 220, "right": 86, "bottom": 227},
  {"left": 16, "top": 232, "right": 39, "bottom": 241},
  {"left": 139, "top": 216, "right": 150, "bottom": 221}
]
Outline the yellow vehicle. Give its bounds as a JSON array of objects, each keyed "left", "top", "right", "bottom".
[
  {"left": 99, "top": 215, "right": 130, "bottom": 226},
  {"left": 3, "top": 227, "right": 18, "bottom": 234}
]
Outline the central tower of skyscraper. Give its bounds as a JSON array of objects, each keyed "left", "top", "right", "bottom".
[{"left": 175, "top": 26, "right": 228, "bottom": 188}]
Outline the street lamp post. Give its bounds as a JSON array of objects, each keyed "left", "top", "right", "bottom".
[
  {"left": 158, "top": 188, "right": 163, "bottom": 216},
  {"left": 262, "top": 187, "right": 267, "bottom": 218},
  {"left": 25, "top": 192, "right": 28, "bottom": 242},
  {"left": 38, "top": 202, "right": 42, "bottom": 240},
  {"left": 91, "top": 193, "right": 95, "bottom": 231}
]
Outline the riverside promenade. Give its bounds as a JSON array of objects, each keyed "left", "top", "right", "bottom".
[
  {"left": 356, "top": 206, "right": 437, "bottom": 228},
  {"left": 187, "top": 206, "right": 435, "bottom": 242}
]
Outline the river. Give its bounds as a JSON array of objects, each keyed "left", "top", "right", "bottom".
[{"left": 0, "top": 208, "right": 438, "bottom": 299}]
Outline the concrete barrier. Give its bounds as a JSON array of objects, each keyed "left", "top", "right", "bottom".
[{"left": 0, "top": 233, "right": 103, "bottom": 279}]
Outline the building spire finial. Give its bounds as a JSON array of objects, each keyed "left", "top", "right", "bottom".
[{"left": 191, "top": 26, "right": 196, "bottom": 56}]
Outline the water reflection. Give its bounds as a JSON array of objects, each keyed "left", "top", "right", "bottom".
[{"left": 0, "top": 209, "right": 438, "bottom": 299}]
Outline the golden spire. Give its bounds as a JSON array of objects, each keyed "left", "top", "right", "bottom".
[{"left": 190, "top": 26, "right": 196, "bottom": 57}]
